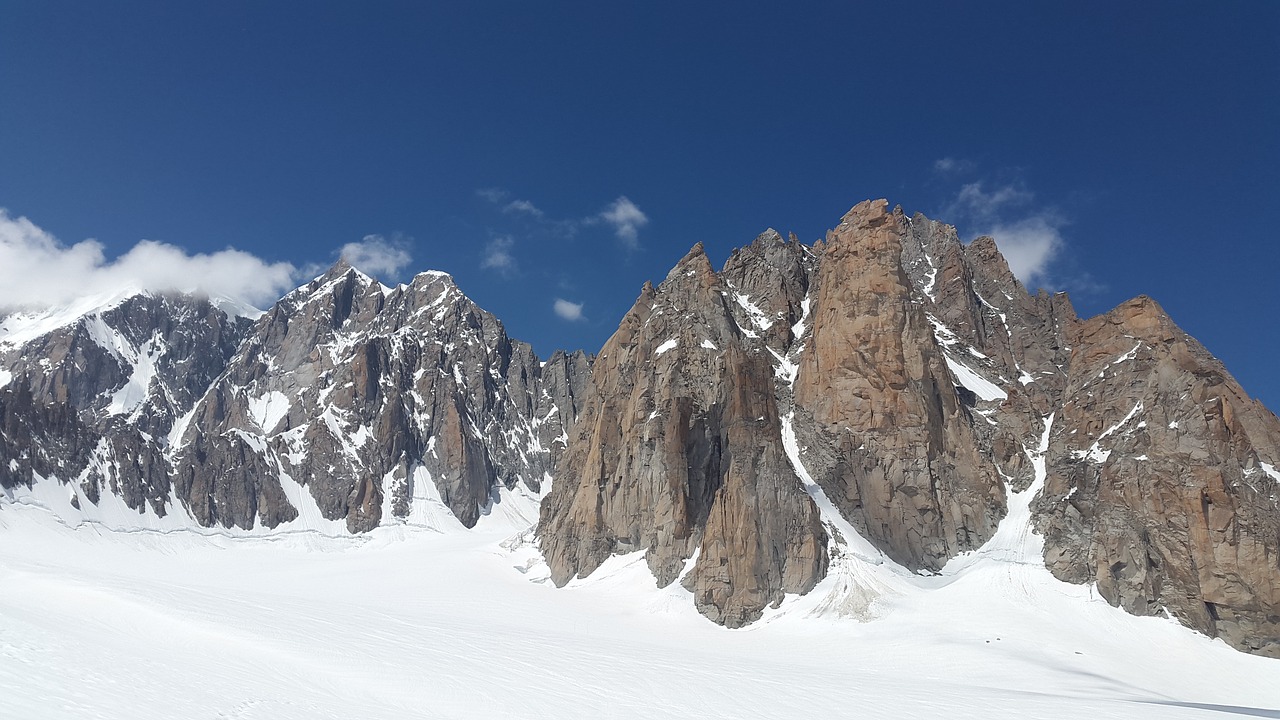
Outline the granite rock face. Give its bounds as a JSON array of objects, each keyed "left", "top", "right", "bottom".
[
  {"left": 539, "top": 243, "right": 826, "bottom": 626},
  {"left": 0, "top": 269, "right": 589, "bottom": 534},
  {"left": 791, "top": 200, "right": 1006, "bottom": 571},
  {"left": 539, "top": 199, "right": 1280, "bottom": 651},
  {"left": 1034, "top": 296, "right": 1280, "bottom": 656},
  {"left": 3, "top": 199, "right": 1278, "bottom": 655}
]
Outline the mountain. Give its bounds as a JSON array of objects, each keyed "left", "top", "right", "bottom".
[
  {"left": 0, "top": 264, "right": 590, "bottom": 536},
  {"left": 539, "top": 240, "right": 827, "bottom": 627},
  {"left": 0, "top": 290, "right": 253, "bottom": 513},
  {"left": 1, "top": 199, "right": 1277, "bottom": 657},
  {"left": 169, "top": 262, "right": 589, "bottom": 533},
  {"left": 539, "top": 199, "right": 1280, "bottom": 656}
]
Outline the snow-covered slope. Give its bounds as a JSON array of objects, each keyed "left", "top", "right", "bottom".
[
  {"left": 0, "top": 289, "right": 253, "bottom": 510},
  {"left": 1, "top": 501, "right": 1276, "bottom": 720},
  {"left": 3, "top": 200, "right": 1279, "bottom": 666}
]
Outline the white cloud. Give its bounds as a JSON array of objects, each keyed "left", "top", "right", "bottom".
[
  {"left": 982, "top": 216, "right": 1063, "bottom": 289},
  {"left": 503, "top": 199, "right": 544, "bottom": 218},
  {"left": 478, "top": 190, "right": 645, "bottom": 249},
  {"left": 0, "top": 209, "right": 297, "bottom": 310},
  {"left": 475, "top": 188, "right": 508, "bottom": 204},
  {"left": 481, "top": 236, "right": 517, "bottom": 275},
  {"left": 940, "top": 181, "right": 1064, "bottom": 289},
  {"left": 340, "top": 235, "right": 412, "bottom": 279},
  {"left": 949, "top": 182, "right": 1033, "bottom": 222},
  {"left": 553, "top": 298, "right": 585, "bottom": 322},
  {"left": 598, "top": 196, "right": 648, "bottom": 250},
  {"left": 933, "top": 157, "right": 975, "bottom": 175}
]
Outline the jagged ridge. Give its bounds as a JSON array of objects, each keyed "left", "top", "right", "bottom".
[{"left": 2, "top": 199, "right": 1277, "bottom": 657}]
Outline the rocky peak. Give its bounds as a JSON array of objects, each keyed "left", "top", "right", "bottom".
[
  {"left": 172, "top": 267, "right": 584, "bottom": 533},
  {"left": 542, "top": 196, "right": 1280, "bottom": 656},
  {"left": 4, "top": 196, "right": 1277, "bottom": 658},
  {"left": 965, "top": 235, "right": 1020, "bottom": 285},
  {"left": 0, "top": 290, "right": 253, "bottom": 518},
  {"left": 837, "top": 197, "right": 892, "bottom": 231},
  {"left": 664, "top": 242, "right": 716, "bottom": 285},
  {"left": 1096, "top": 295, "right": 1175, "bottom": 339},
  {"left": 791, "top": 199, "right": 1006, "bottom": 570},
  {"left": 1036, "top": 291, "right": 1280, "bottom": 656},
  {"left": 540, "top": 229, "right": 826, "bottom": 626},
  {"left": 719, "top": 227, "right": 813, "bottom": 351}
]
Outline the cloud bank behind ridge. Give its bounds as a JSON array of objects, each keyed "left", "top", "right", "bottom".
[{"left": 0, "top": 209, "right": 299, "bottom": 311}]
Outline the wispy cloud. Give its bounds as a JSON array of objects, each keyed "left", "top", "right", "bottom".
[
  {"left": 941, "top": 181, "right": 1064, "bottom": 289},
  {"left": 480, "top": 236, "right": 517, "bottom": 275},
  {"left": 597, "top": 196, "right": 648, "bottom": 250},
  {"left": 503, "top": 199, "right": 544, "bottom": 218},
  {"left": 981, "top": 216, "right": 1064, "bottom": 288},
  {"left": 948, "top": 181, "right": 1034, "bottom": 222},
  {"left": 0, "top": 209, "right": 298, "bottom": 310},
  {"left": 340, "top": 234, "right": 412, "bottom": 279},
  {"left": 475, "top": 187, "right": 509, "bottom": 204},
  {"left": 553, "top": 298, "right": 585, "bottom": 322},
  {"left": 933, "top": 157, "right": 975, "bottom": 175},
  {"left": 476, "top": 188, "right": 649, "bottom": 250}
]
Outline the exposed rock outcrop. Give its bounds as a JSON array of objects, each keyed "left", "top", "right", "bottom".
[
  {"left": 539, "top": 198, "right": 1280, "bottom": 653},
  {"left": 791, "top": 200, "right": 1006, "bottom": 570},
  {"left": 1035, "top": 296, "right": 1280, "bottom": 656},
  {"left": 3, "top": 198, "right": 1277, "bottom": 656},
  {"left": 172, "top": 263, "right": 587, "bottom": 532},
  {"left": 0, "top": 292, "right": 252, "bottom": 514},
  {"left": 539, "top": 243, "right": 826, "bottom": 626}
]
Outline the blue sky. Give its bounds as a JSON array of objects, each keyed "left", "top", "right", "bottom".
[{"left": 2, "top": 3, "right": 1277, "bottom": 409}]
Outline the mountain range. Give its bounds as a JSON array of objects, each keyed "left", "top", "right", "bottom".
[{"left": 2, "top": 199, "right": 1277, "bottom": 658}]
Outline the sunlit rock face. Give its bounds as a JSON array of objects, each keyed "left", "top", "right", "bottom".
[{"left": 3, "top": 199, "right": 1278, "bottom": 656}]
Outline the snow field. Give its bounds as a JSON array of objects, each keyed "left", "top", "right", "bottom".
[{"left": 2, "top": 496, "right": 1278, "bottom": 720}]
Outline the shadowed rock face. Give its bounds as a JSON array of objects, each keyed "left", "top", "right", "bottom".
[
  {"left": 538, "top": 244, "right": 826, "bottom": 627},
  {"left": 0, "top": 292, "right": 252, "bottom": 514},
  {"left": 0, "top": 382, "right": 91, "bottom": 491},
  {"left": 173, "top": 263, "right": 589, "bottom": 532}
]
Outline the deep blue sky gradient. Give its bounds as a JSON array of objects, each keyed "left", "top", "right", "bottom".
[{"left": 2, "top": 2, "right": 1277, "bottom": 408}]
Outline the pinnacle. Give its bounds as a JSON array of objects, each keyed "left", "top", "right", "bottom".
[{"left": 839, "top": 198, "right": 891, "bottom": 228}]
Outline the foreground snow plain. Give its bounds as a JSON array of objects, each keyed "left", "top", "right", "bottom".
[{"left": 2, "top": 488, "right": 1279, "bottom": 720}]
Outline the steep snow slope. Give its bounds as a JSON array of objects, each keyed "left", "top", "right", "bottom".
[{"left": 1, "top": 502, "right": 1276, "bottom": 720}]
